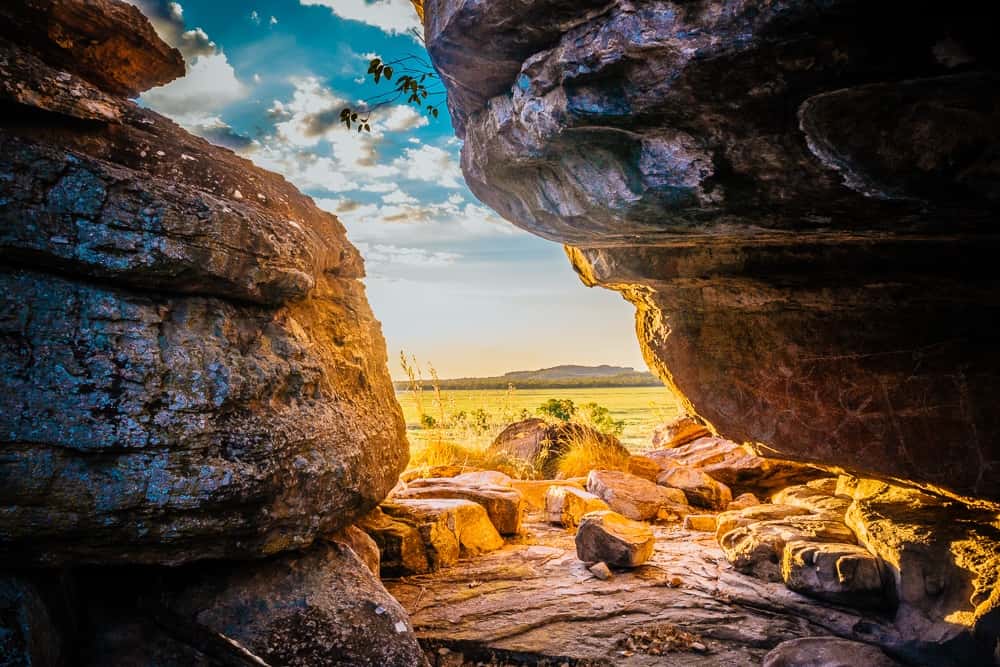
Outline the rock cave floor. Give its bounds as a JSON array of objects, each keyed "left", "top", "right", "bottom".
[{"left": 385, "top": 514, "right": 898, "bottom": 666}]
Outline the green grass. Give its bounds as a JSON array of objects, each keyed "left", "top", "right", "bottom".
[{"left": 397, "top": 386, "right": 684, "bottom": 452}]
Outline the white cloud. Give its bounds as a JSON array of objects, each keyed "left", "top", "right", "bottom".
[
  {"left": 300, "top": 0, "right": 421, "bottom": 37},
  {"left": 269, "top": 15, "right": 279, "bottom": 25},
  {"left": 142, "top": 52, "right": 247, "bottom": 116},
  {"left": 358, "top": 243, "right": 460, "bottom": 269},
  {"left": 250, "top": 9, "right": 260, "bottom": 24},
  {"left": 382, "top": 105, "right": 429, "bottom": 132},
  {"left": 392, "top": 145, "right": 463, "bottom": 188},
  {"left": 383, "top": 189, "right": 418, "bottom": 205}
]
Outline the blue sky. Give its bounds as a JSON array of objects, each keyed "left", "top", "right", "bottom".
[{"left": 131, "top": 0, "right": 646, "bottom": 378}]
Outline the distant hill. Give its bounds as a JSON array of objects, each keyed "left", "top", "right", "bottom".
[{"left": 394, "top": 364, "right": 662, "bottom": 390}]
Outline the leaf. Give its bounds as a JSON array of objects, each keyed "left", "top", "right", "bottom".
[
  {"left": 383, "top": 66, "right": 393, "bottom": 79},
  {"left": 432, "top": 108, "right": 439, "bottom": 118}
]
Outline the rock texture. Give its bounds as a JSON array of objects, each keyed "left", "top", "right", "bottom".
[
  {"left": 586, "top": 470, "right": 689, "bottom": 522},
  {"left": 0, "top": 0, "right": 407, "bottom": 566},
  {"left": 422, "top": 0, "right": 1000, "bottom": 501},
  {"left": 575, "top": 510, "right": 655, "bottom": 568},
  {"left": 488, "top": 417, "right": 629, "bottom": 478},
  {"left": 762, "top": 637, "right": 904, "bottom": 667}
]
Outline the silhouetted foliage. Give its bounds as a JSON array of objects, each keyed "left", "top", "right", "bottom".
[{"left": 340, "top": 56, "right": 444, "bottom": 132}]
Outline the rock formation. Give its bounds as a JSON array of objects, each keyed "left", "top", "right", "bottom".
[
  {"left": 423, "top": 0, "right": 1000, "bottom": 501},
  {"left": 0, "top": 1, "right": 420, "bottom": 662}
]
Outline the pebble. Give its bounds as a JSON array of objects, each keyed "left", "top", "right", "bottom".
[{"left": 589, "top": 561, "right": 613, "bottom": 580}]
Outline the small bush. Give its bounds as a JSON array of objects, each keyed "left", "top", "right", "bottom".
[
  {"left": 577, "top": 402, "right": 625, "bottom": 436},
  {"left": 556, "top": 429, "right": 630, "bottom": 478},
  {"left": 537, "top": 398, "right": 576, "bottom": 422}
]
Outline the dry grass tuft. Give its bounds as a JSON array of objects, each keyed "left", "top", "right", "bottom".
[
  {"left": 408, "top": 437, "right": 538, "bottom": 479},
  {"left": 556, "top": 430, "right": 630, "bottom": 479}
]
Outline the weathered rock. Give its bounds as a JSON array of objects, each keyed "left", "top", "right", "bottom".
[
  {"left": 683, "top": 515, "right": 717, "bottom": 533},
  {"left": 763, "top": 637, "right": 904, "bottom": 667},
  {"left": 773, "top": 484, "right": 851, "bottom": 517},
  {"left": 544, "top": 485, "right": 609, "bottom": 528},
  {"left": 328, "top": 525, "right": 381, "bottom": 578},
  {"left": 575, "top": 511, "right": 654, "bottom": 568},
  {"left": 451, "top": 470, "right": 513, "bottom": 487},
  {"left": 588, "top": 561, "right": 612, "bottom": 581},
  {"left": 165, "top": 543, "right": 428, "bottom": 667},
  {"left": 509, "top": 479, "right": 585, "bottom": 510},
  {"left": 357, "top": 508, "right": 431, "bottom": 578},
  {"left": 422, "top": 0, "right": 1000, "bottom": 501},
  {"left": 658, "top": 465, "right": 733, "bottom": 510},
  {"left": 0, "top": 4, "right": 406, "bottom": 566},
  {"left": 586, "top": 470, "right": 689, "bottom": 522},
  {"left": 842, "top": 478, "right": 1000, "bottom": 666},
  {"left": 0, "top": 575, "right": 64, "bottom": 666},
  {"left": 719, "top": 516, "right": 857, "bottom": 582},
  {"left": 399, "top": 465, "right": 482, "bottom": 483},
  {"left": 488, "top": 418, "right": 629, "bottom": 478},
  {"left": 392, "top": 482, "right": 525, "bottom": 535},
  {"left": 0, "top": 0, "right": 184, "bottom": 97},
  {"left": 382, "top": 499, "right": 505, "bottom": 566},
  {"left": 626, "top": 455, "right": 663, "bottom": 482},
  {"left": 648, "top": 438, "right": 825, "bottom": 497},
  {"left": 715, "top": 504, "right": 814, "bottom": 541},
  {"left": 727, "top": 493, "right": 762, "bottom": 511},
  {"left": 651, "top": 416, "right": 712, "bottom": 449},
  {"left": 782, "top": 540, "right": 886, "bottom": 608}
]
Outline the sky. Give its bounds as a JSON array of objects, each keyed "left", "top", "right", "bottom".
[{"left": 129, "top": 0, "right": 646, "bottom": 379}]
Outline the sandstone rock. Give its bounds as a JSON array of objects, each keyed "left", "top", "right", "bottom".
[
  {"left": 586, "top": 470, "right": 689, "bottom": 522},
  {"left": 719, "top": 516, "right": 857, "bottom": 582},
  {"left": 357, "top": 508, "right": 431, "bottom": 578},
  {"left": 382, "top": 499, "right": 504, "bottom": 566},
  {"left": 782, "top": 540, "right": 886, "bottom": 608},
  {"left": 392, "top": 482, "right": 525, "bottom": 535},
  {"left": 651, "top": 416, "right": 712, "bottom": 449},
  {"left": 544, "top": 485, "right": 609, "bottom": 528},
  {"left": 772, "top": 484, "right": 851, "bottom": 517},
  {"left": 422, "top": 0, "right": 1000, "bottom": 501},
  {"left": 842, "top": 479, "right": 1000, "bottom": 666},
  {"left": 657, "top": 465, "right": 732, "bottom": 510},
  {"left": 0, "top": 7, "right": 406, "bottom": 566},
  {"left": 588, "top": 562, "right": 612, "bottom": 581},
  {"left": 451, "top": 470, "right": 513, "bottom": 487},
  {"left": 0, "top": 0, "right": 184, "bottom": 97},
  {"left": 715, "top": 505, "right": 814, "bottom": 541},
  {"left": 165, "top": 543, "right": 428, "bottom": 666},
  {"left": 683, "top": 515, "right": 717, "bottom": 532},
  {"left": 575, "top": 511, "right": 654, "bottom": 568},
  {"left": 763, "top": 637, "right": 904, "bottom": 667},
  {"left": 399, "top": 465, "right": 482, "bottom": 483},
  {"left": 648, "top": 438, "right": 825, "bottom": 497},
  {"left": 626, "top": 455, "right": 663, "bottom": 482},
  {"left": 328, "top": 525, "right": 381, "bottom": 578},
  {"left": 0, "top": 575, "right": 64, "bottom": 666},
  {"left": 488, "top": 418, "right": 629, "bottom": 478},
  {"left": 509, "top": 479, "right": 585, "bottom": 510},
  {"left": 728, "top": 493, "right": 763, "bottom": 511}
]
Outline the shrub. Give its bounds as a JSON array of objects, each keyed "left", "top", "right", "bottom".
[
  {"left": 537, "top": 398, "right": 576, "bottom": 422},
  {"left": 577, "top": 402, "right": 625, "bottom": 437}
]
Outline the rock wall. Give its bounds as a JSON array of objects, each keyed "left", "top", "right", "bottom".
[
  {"left": 0, "top": 1, "right": 422, "bottom": 663},
  {"left": 422, "top": 0, "right": 1000, "bottom": 501}
]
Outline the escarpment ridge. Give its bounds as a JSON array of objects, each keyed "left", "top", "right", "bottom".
[{"left": 422, "top": 0, "right": 1000, "bottom": 502}]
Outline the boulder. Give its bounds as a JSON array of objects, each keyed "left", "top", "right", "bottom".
[
  {"left": 648, "top": 438, "right": 826, "bottom": 497},
  {"left": 781, "top": 540, "right": 886, "bottom": 608},
  {"left": 399, "top": 465, "right": 481, "bottom": 483},
  {"left": 508, "top": 479, "right": 585, "bottom": 510},
  {"left": 586, "top": 470, "right": 689, "bottom": 522},
  {"left": 381, "top": 499, "right": 504, "bottom": 563},
  {"left": 657, "top": 465, "right": 732, "bottom": 510},
  {"left": 719, "top": 516, "right": 857, "bottom": 582},
  {"left": 451, "top": 470, "right": 513, "bottom": 487},
  {"left": 772, "top": 484, "right": 851, "bottom": 517},
  {"left": 544, "top": 485, "right": 609, "bottom": 528},
  {"left": 488, "top": 418, "right": 628, "bottom": 478},
  {"left": 650, "top": 416, "right": 712, "bottom": 449},
  {"left": 626, "top": 455, "right": 663, "bottom": 482},
  {"left": 763, "top": 638, "right": 904, "bottom": 667},
  {"left": 575, "top": 511, "right": 655, "bottom": 568},
  {"left": 357, "top": 508, "right": 431, "bottom": 578},
  {"left": 0, "top": 5, "right": 407, "bottom": 566},
  {"left": 728, "top": 493, "right": 763, "bottom": 511},
  {"left": 683, "top": 515, "right": 718, "bottom": 533},
  {"left": 715, "top": 504, "right": 813, "bottom": 541},
  {"left": 422, "top": 0, "right": 1000, "bottom": 502},
  {"left": 392, "top": 482, "right": 525, "bottom": 535},
  {"left": 0, "top": 0, "right": 184, "bottom": 97},
  {"left": 165, "top": 543, "right": 428, "bottom": 667},
  {"left": 328, "top": 525, "right": 381, "bottom": 578},
  {"left": 842, "top": 479, "right": 1000, "bottom": 666}
]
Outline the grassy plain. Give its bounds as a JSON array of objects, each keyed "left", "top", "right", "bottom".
[{"left": 396, "top": 386, "right": 684, "bottom": 452}]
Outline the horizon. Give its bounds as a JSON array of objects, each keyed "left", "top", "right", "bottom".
[{"left": 129, "top": 0, "right": 648, "bottom": 379}]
